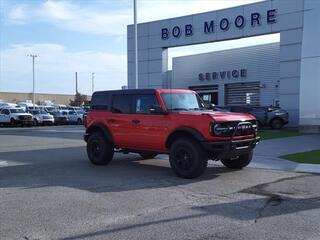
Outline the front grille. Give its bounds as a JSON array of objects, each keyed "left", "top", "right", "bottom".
[
  {"left": 212, "top": 120, "right": 257, "bottom": 137},
  {"left": 19, "top": 115, "right": 32, "bottom": 121}
]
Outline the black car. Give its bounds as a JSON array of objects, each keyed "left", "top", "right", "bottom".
[{"left": 216, "top": 105, "right": 289, "bottom": 129}]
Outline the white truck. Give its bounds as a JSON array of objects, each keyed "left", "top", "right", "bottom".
[{"left": 0, "top": 107, "right": 33, "bottom": 127}]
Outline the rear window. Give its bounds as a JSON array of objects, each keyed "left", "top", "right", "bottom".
[
  {"left": 112, "top": 95, "right": 132, "bottom": 114},
  {"left": 91, "top": 93, "right": 109, "bottom": 110}
]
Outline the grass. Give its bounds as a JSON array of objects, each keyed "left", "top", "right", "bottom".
[
  {"left": 258, "top": 129, "right": 308, "bottom": 140},
  {"left": 280, "top": 150, "right": 320, "bottom": 164}
]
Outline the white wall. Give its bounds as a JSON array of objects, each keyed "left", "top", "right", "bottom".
[
  {"left": 299, "top": 0, "right": 320, "bottom": 127},
  {"left": 172, "top": 43, "right": 280, "bottom": 107}
]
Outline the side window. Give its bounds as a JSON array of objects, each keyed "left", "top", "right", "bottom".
[
  {"left": 134, "top": 95, "right": 159, "bottom": 114},
  {"left": 112, "top": 95, "right": 132, "bottom": 114},
  {"left": 91, "top": 93, "right": 109, "bottom": 110}
]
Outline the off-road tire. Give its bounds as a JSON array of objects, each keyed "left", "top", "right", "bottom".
[
  {"left": 221, "top": 151, "right": 253, "bottom": 169},
  {"left": 169, "top": 138, "right": 208, "bottom": 179},
  {"left": 270, "top": 118, "right": 283, "bottom": 129},
  {"left": 87, "top": 132, "right": 114, "bottom": 165},
  {"left": 139, "top": 152, "right": 158, "bottom": 159}
]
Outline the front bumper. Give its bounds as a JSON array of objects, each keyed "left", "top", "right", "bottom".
[
  {"left": 14, "top": 119, "right": 33, "bottom": 125},
  {"left": 201, "top": 136, "right": 260, "bottom": 159}
]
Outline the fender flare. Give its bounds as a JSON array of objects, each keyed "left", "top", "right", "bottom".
[
  {"left": 85, "top": 123, "right": 113, "bottom": 143},
  {"left": 165, "top": 127, "right": 206, "bottom": 149}
]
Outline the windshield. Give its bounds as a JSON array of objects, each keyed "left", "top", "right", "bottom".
[
  {"left": 31, "top": 110, "right": 41, "bottom": 114},
  {"left": 10, "top": 108, "right": 25, "bottom": 113},
  {"left": 161, "top": 93, "right": 203, "bottom": 111},
  {"left": 45, "top": 107, "right": 55, "bottom": 111}
]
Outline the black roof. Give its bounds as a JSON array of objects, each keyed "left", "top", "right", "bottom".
[{"left": 92, "top": 89, "right": 156, "bottom": 97}]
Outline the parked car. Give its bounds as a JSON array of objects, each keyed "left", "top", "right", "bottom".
[
  {"left": 62, "top": 110, "right": 84, "bottom": 125},
  {"left": 18, "top": 102, "right": 39, "bottom": 112},
  {"left": 67, "top": 106, "right": 82, "bottom": 111},
  {"left": 51, "top": 104, "right": 68, "bottom": 110},
  {"left": 0, "top": 107, "right": 33, "bottom": 127},
  {"left": 29, "top": 109, "right": 55, "bottom": 126},
  {"left": 225, "top": 105, "right": 289, "bottom": 129},
  {"left": 51, "top": 111, "right": 69, "bottom": 125},
  {"left": 38, "top": 105, "right": 58, "bottom": 114},
  {"left": 0, "top": 102, "right": 19, "bottom": 110},
  {"left": 84, "top": 89, "right": 259, "bottom": 179}
]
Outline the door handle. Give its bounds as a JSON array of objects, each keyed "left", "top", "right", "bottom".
[
  {"left": 107, "top": 118, "right": 116, "bottom": 123},
  {"left": 132, "top": 119, "right": 140, "bottom": 124}
]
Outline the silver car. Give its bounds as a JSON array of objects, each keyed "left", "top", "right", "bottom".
[
  {"left": 29, "top": 110, "right": 55, "bottom": 126},
  {"left": 61, "top": 110, "right": 84, "bottom": 125}
]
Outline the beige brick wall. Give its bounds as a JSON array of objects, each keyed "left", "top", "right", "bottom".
[{"left": 0, "top": 92, "right": 91, "bottom": 105}]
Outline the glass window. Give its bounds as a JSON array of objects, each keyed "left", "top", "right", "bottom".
[
  {"left": 134, "top": 95, "right": 159, "bottom": 114},
  {"left": 91, "top": 93, "right": 109, "bottom": 110},
  {"left": 112, "top": 95, "right": 132, "bottom": 114},
  {"left": 161, "top": 93, "right": 202, "bottom": 111},
  {"left": 10, "top": 108, "right": 25, "bottom": 113},
  {"left": 2, "top": 109, "right": 10, "bottom": 115}
]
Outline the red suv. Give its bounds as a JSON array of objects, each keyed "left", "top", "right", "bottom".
[{"left": 84, "top": 89, "right": 259, "bottom": 178}]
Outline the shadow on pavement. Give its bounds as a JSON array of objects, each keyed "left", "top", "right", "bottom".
[{"left": 0, "top": 146, "right": 237, "bottom": 193}]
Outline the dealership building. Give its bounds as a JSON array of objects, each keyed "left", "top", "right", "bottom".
[{"left": 127, "top": 0, "right": 320, "bottom": 130}]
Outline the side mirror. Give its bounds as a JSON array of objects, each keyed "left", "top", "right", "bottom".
[
  {"left": 204, "top": 103, "right": 215, "bottom": 110},
  {"left": 150, "top": 105, "right": 167, "bottom": 115},
  {"left": 267, "top": 107, "right": 273, "bottom": 112}
]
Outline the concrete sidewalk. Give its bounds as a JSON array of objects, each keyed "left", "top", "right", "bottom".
[{"left": 251, "top": 134, "right": 320, "bottom": 173}]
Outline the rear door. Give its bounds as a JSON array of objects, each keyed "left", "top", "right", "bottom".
[{"left": 107, "top": 94, "right": 135, "bottom": 148}]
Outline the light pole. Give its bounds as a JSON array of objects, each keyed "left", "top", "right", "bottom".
[
  {"left": 27, "top": 54, "right": 38, "bottom": 108},
  {"left": 91, "top": 72, "right": 95, "bottom": 94},
  {"left": 134, "top": 0, "right": 138, "bottom": 89}
]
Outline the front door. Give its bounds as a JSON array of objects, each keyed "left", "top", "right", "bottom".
[
  {"left": 0, "top": 109, "right": 10, "bottom": 123},
  {"left": 130, "top": 94, "right": 168, "bottom": 151}
]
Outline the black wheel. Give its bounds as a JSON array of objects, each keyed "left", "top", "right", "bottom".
[
  {"left": 139, "top": 152, "right": 157, "bottom": 159},
  {"left": 10, "top": 118, "right": 15, "bottom": 127},
  {"left": 77, "top": 118, "right": 82, "bottom": 125},
  {"left": 257, "top": 121, "right": 263, "bottom": 130},
  {"left": 169, "top": 138, "right": 208, "bottom": 179},
  {"left": 221, "top": 151, "right": 253, "bottom": 169},
  {"left": 270, "top": 118, "right": 283, "bottom": 129},
  {"left": 87, "top": 132, "right": 114, "bottom": 165}
]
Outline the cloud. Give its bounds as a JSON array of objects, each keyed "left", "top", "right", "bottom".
[
  {"left": 7, "top": 4, "right": 28, "bottom": 24},
  {"left": 0, "top": 44, "right": 127, "bottom": 94},
  {"left": 5, "top": 0, "right": 262, "bottom": 36}
]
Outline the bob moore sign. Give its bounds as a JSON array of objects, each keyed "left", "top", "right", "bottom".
[
  {"left": 161, "top": 9, "right": 277, "bottom": 39},
  {"left": 199, "top": 69, "right": 247, "bottom": 81}
]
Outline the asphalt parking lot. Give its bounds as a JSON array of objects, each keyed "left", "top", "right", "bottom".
[{"left": 0, "top": 126, "right": 320, "bottom": 240}]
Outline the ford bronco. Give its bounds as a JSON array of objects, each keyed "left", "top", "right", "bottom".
[{"left": 84, "top": 89, "right": 260, "bottom": 178}]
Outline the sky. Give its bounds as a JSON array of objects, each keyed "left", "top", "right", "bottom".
[{"left": 0, "top": 0, "right": 279, "bottom": 95}]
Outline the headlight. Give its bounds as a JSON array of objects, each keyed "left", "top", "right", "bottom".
[
  {"left": 211, "top": 123, "right": 232, "bottom": 136},
  {"left": 275, "top": 112, "right": 286, "bottom": 116}
]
